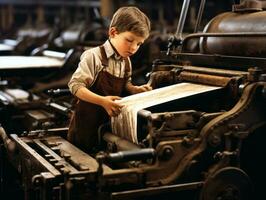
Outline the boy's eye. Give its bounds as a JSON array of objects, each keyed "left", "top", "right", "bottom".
[
  {"left": 126, "top": 38, "right": 133, "bottom": 43},
  {"left": 125, "top": 37, "right": 143, "bottom": 46}
]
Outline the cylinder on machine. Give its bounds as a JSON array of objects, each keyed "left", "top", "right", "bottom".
[{"left": 200, "top": 11, "right": 266, "bottom": 57}]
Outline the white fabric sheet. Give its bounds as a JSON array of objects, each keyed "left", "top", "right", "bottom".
[{"left": 111, "top": 82, "right": 221, "bottom": 144}]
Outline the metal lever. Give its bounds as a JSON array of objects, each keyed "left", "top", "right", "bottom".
[{"left": 166, "top": 0, "right": 191, "bottom": 55}]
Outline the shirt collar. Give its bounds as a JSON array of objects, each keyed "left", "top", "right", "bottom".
[{"left": 103, "top": 39, "right": 123, "bottom": 61}]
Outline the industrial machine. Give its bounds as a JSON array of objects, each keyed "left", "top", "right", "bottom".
[{"left": 1, "top": 0, "right": 265, "bottom": 199}]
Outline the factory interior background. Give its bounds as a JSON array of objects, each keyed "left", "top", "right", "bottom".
[{"left": 0, "top": 0, "right": 265, "bottom": 200}]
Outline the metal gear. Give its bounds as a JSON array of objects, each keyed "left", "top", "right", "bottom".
[{"left": 200, "top": 167, "right": 253, "bottom": 200}]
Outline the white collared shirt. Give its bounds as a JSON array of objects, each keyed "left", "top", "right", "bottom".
[{"left": 68, "top": 40, "right": 132, "bottom": 95}]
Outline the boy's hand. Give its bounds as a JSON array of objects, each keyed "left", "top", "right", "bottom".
[
  {"left": 133, "top": 84, "right": 152, "bottom": 93},
  {"left": 101, "top": 96, "right": 124, "bottom": 117}
]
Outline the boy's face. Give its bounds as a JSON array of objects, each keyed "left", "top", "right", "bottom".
[{"left": 109, "top": 27, "right": 146, "bottom": 58}]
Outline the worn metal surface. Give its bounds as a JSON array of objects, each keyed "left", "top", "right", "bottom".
[{"left": 200, "top": 11, "right": 266, "bottom": 57}]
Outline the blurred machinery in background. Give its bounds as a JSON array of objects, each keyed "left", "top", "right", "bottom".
[{"left": 0, "top": 0, "right": 266, "bottom": 200}]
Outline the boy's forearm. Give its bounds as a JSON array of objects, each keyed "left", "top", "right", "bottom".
[
  {"left": 125, "top": 82, "right": 152, "bottom": 94},
  {"left": 75, "top": 87, "right": 105, "bottom": 106},
  {"left": 125, "top": 82, "right": 138, "bottom": 94}
]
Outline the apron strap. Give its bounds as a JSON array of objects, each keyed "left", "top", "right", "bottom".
[
  {"left": 100, "top": 45, "right": 131, "bottom": 77},
  {"left": 124, "top": 57, "right": 130, "bottom": 74},
  {"left": 99, "top": 45, "right": 108, "bottom": 67}
]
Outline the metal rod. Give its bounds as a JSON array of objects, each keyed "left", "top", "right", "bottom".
[
  {"left": 175, "top": 0, "right": 191, "bottom": 38},
  {"left": 106, "top": 148, "right": 155, "bottom": 163},
  {"left": 194, "top": 0, "right": 206, "bottom": 33},
  {"left": 112, "top": 181, "right": 203, "bottom": 200}
]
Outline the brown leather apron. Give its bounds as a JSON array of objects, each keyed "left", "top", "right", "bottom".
[{"left": 68, "top": 46, "right": 129, "bottom": 153}]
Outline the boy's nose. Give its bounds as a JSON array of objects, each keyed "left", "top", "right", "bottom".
[{"left": 130, "top": 43, "right": 138, "bottom": 52}]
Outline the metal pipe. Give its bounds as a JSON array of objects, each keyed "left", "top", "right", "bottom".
[
  {"left": 194, "top": 0, "right": 206, "bottom": 33},
  {"left": 175, "top": 0, "right": 191, "bottom": 38},
  {"left": 106, "top": 148, "right": 156, "bottom": 163},
  {"left": 167, "top": 0, "right": 191, "bottom": 55}
]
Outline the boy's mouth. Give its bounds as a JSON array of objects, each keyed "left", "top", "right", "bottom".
[{"left": 126, "top": 52, "right": 133, "bottom": 56}]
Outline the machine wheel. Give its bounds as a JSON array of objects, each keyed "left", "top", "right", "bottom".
[{"left": 200, "top": 167, "right": 253, "bottom": 200}]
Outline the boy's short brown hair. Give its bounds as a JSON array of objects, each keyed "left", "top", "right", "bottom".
[{"left": 109, "top": 6, "right": 151, "bottom": 39}]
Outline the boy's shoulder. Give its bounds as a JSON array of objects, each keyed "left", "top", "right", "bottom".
[
  {"left": 83, "top": 45, "right": 101, "bottom": 54},
  {"left": 81, "top": 45, "right": 101, "bottom": 59}
]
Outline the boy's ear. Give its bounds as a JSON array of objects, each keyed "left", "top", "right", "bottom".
[{"left": 109, "top": 27, "right": 118, "bottom": 38}]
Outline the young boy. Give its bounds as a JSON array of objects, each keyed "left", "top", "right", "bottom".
[{"left": 67, "top": 6, "right": 152, "bottom": 153}]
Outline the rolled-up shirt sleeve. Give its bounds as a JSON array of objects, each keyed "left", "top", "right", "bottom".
[{"left": 68, "top": 50, "right": 102, "bottom": 95}]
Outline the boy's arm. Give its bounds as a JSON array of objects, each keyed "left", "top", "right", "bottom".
[
  {"left": 75, "top": 87, "right": 123, "bottom": 117},
  {"left": 125, "top": 82, "right": 152, "bottom": 95}
]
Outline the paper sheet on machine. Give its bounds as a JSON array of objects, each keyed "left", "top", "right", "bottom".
[
  {"left": 0, "top": 56, "right": 64, "bottom": 69},
  {"left": 0, "top": 44, "right": 14, "bottom": 51},
  {"left": 111, "top": 82, "right": 221, "bottom": 144}
]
